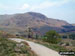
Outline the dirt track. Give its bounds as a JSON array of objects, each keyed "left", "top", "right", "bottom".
[{"left": 10, "top": 38, "right": 61, "bottom": 56}]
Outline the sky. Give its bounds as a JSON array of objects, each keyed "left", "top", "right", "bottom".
[{"left": 0, "top": 0, "right": 75, "bottom": 24}]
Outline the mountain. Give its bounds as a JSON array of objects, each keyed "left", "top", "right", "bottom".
[
  {"left": 1, "top": 12, "right": 70, "bottom": 28},
  {"left": 0, "top": 12, "right": 75, "bottom": 35},
  {"left": 72, "top": 24, "right": 75, "bottom": 26}
]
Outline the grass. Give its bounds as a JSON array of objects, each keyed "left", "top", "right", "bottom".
[
  {"left": 19, "top": 37, "right": 67, "bottom": 51},
  {"left": 0, "top": 31, "right": 37, "bottom": 56},
  {"left": 0, "top": 37, "right": 37, "bottom": 56},
  {"left": 0, "top": 37, "right": 17, "bottom": 56},
  {"left": 34, "top": 40, "right": 67, "bottom": 51},
  {"left": 36, "top": 40, "right": 75, "bottom": 56},
  {"left": 7, "top": 34, "right": 75, "bottom": 56},
  {"left": 20, "top": 37, "right": 75, "bottom": 56}
]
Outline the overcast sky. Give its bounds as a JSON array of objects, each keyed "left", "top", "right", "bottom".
[{"left": 0, "top": 0, "right": 75, "bottom": 23}]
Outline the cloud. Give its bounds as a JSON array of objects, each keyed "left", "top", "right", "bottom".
[
  {"left": 0, "top": 3, "right": 30, "bottom": 11},
  {"left": 30, "top": 1, "right": 57, "bottom": 10},
  {"left": 19, "top": 4, "right": 30, "bottom": 10},
  {"left": 30, "top": 0, "right": 70, "bottom": 11},
  {"left": 0, "top": 0, "right": 72, "bottom": 11}
]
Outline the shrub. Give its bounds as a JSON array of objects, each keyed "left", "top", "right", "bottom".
[{"left": 44, "top": 30, "right": 61, "bottom": 44}]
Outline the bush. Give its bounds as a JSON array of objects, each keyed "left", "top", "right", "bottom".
[
  {"left": 0, "top": 37, "right": 36, "bottom": 56},
  {"left": 0, "top": 37, "right": 16, "bottom": 56},
  {"left": 44, "top": 30, "right": 61, "bottom": 44}
]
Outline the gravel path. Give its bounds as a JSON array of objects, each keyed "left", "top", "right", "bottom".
[{"left": 9, "top": 38, "right": 61, "bottom": 56}]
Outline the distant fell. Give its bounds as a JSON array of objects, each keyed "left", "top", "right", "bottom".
[{"left": 0, "top": 12, "right": 75, "bottom": 35}]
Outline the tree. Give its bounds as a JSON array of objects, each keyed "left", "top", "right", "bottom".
[
  {"left": 28, "top": 28, "right": 33, "bottom": 38},
  {"left": 44, "top": 30, "right": 61, "bottom": 44},
  {"left": 69, "top": 33, "right": 75, "bottom": 40}
]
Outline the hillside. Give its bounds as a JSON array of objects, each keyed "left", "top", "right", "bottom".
[
  {"left": 0, "top": 12, "right": 75, "bottom": 35},
  {"left": 72, "top": 24, "right": 75, "bottom": 26},
  {"left": 10, "top": 38, "right": 61, "bottom": 56},
  {"left": 1, "top": 12, "right": 70, "bottom": 27},
  {"left": 0, "top": 31, "right": 37, "bottom": 56}
]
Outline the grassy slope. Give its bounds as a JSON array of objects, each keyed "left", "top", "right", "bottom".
[
  {"left": 22, "top": 38, "right": 75, "bottom": 56},
  {"left": 24, "top": 38, "right": 67, "bottom": 51},
  {"left": 0, "top": 25, "right": 24, "bottom": 34},
  {"left": 0, "top": 31, "right": 37, "bottom": 56}
]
